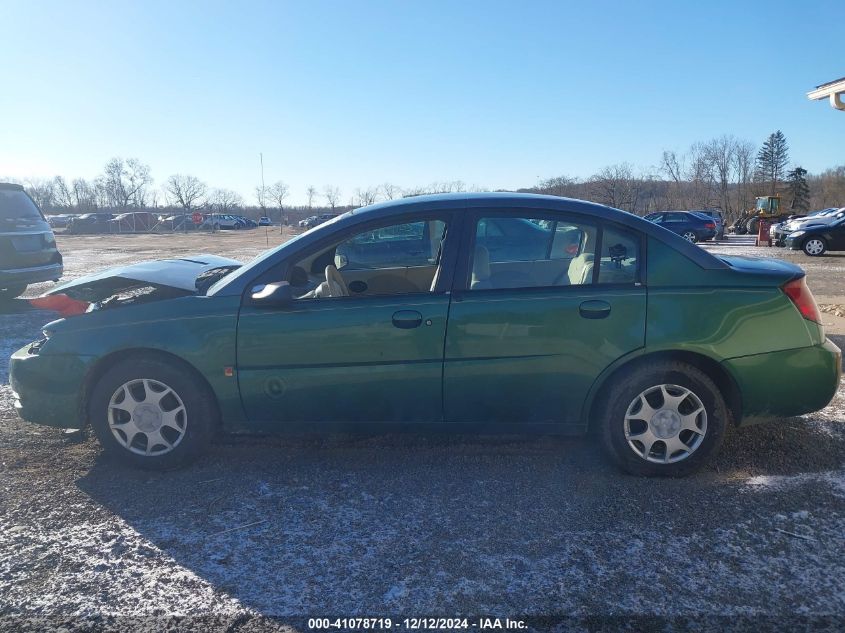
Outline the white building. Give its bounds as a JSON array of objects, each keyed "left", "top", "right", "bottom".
[{"left": 807, "top": 76, "right": 845, "bottom": 111}]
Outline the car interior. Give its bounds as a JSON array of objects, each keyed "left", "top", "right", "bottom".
[
  {"left": 471, "top": 220, "right": 639, "bottom": 290},
  {"left": 287, "top": 217, "right": 640, "bottom": 299},
  {"left": 289, "top": 219, "right": 447, "bottom": 299}
]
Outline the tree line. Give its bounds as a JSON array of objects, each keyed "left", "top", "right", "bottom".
[{"left": 8, "top": 131, "right": 844, "bottom": 223}]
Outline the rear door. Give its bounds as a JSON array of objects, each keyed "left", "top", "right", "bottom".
[{"left": 443, "top": 209, "right": 646, "bottom": 428}]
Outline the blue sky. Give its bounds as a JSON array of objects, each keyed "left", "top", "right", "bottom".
[{"left": 1, "top": 0, "right": 843, "bottom": 205}]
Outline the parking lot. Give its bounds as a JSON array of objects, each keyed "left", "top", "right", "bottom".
[{"left": 1, "top": 231, "right": 845, "bottom": 630}]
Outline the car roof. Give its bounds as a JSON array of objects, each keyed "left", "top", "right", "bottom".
[{"left": 0, "top": 182, "right": 25, "bottom": 191}]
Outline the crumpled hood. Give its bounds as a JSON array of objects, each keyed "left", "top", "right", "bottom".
[{"left": 46, "top": 254, "right": 242, "bottom": 301}]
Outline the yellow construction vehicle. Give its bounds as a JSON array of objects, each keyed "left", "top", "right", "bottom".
[{"left": 731, "top": 195, "right": 789, "bottom": 235}]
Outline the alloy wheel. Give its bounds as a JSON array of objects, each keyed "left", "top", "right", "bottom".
[
  {"left": 623, "top": 384, "right": 707, "bottom": 463},
  {"left": 804, "top": 239, "right": 825, "bottom": 256},
  {"left": 108, "top": 379, "right": 188, "bottom": 456},
  {"left": 682, "top": 231, "right": 697, "bottom": 242}
]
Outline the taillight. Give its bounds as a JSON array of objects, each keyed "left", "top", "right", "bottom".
[
  {"left": 705, "top": 222, "right": 715, "bottom": 229},
  {"left": 782, "top": 277, "right": 821, "bottom": 323}
]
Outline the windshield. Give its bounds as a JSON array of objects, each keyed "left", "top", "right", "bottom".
[{"left": 0, "top": 189, "right": 43, "bottom": 221}]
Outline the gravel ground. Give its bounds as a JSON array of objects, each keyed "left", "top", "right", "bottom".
[{"left": 1, "top": 232, "right": 844, "bottom": 631}]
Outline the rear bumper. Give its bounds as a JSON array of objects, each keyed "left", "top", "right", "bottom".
[
  {"left": 9, "top": 345, "right": 94, "bottom": 428},
  {"left": 723, "top": 338, "right": 841, "bottom": 425},
  {"left": 0, "top": 262, "right": 63, "bottom": 286}
]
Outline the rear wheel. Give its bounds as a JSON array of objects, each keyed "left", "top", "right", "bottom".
[
  {"left": 0, "top": 284, "right": 27, "bottom": 300},
  {"left": 803, "top": 237, "right": 826, "bottom": 256},
  {"left": 598, "top": 361, "right": 729, "bottom": 476},
  {"left": 88, "top": 356, "right": 217, "bottom": 469},
  {"left": 681, "top": 230, "right": 697, "bottom": 243}
]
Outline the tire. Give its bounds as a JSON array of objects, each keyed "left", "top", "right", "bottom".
[
  {"left": 597, "top": 361, "right": 729, "bottom": 477},
  {"left": 746, "top": 217, "right": 759, "bottom": 235},
  {"left": 802, "top": 237, "right": 826, "bottom": 257},
  {"left": 88, "top": 355, "right": 218, "bottom": 469},
  {"left": 0, "top": 284, "right": 27, "bottom": 300},
  {"left": 681, "top": 230, "right": 697, "bottom": 243}
]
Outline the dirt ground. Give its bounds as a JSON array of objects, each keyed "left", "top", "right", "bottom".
[{"left": 1, "top": 231, "right": 844, "bottom": 631}]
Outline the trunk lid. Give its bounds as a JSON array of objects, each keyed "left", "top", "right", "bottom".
[{"left": 717, "top": 255, "right": 804, "bottom": 283}]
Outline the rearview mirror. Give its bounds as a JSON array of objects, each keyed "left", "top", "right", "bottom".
[{"left": 250, "top": 281, "right": 293, "bottom": 308}]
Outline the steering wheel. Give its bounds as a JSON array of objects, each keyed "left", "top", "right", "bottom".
[{"left": 324, "top": 265, "right": 349, "bottom": 297}]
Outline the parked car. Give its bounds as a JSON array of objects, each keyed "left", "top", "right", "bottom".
[
  {"left": 10, "top": 193, "right": 840, "bottom": 475},
  {"left": 107, "top": 211, "right": 158, "bottom": 233},
  {"left": 303, "top": 213, "right": 339, "bottom": 229},
  {"left": 258, "top": 216, "right": 272, "bottom": 226},
  {"left": 201, "top": 214, "right": 245, "bottom": 230},
  {"left": 236, "top": 216, "right": 258, "bottom": 229},
  {"left": 691, "top": 210, "right": 724, "bottom": 239},
  {"left": 46, "top": 214, "right": 78, "bottom": 229},
  {"left": 0, "top": 183, "right": 63, "bottom": 298},
  {"left": 784, "top": 211, "right": 845, "bottom": 256},
  {"left": 643, "top": 211, "right": 717, "bottom": 242},
  {"left": 153, "top": 214, "right": 200, "bottom": 232},
  {"left": 771, "top": 208, "right": 844, "bottom": 246},
  {"left": 66, "top": 212, "right": 114, "bottom": 234},
  {"left": 298, "top": 216, "right": 316, "bottom": 228}
]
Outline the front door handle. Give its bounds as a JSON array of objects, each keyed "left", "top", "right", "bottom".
[
  {"left": 579, "top": 300, "right": 611, "bottom": 319},
  {"left": 392, "top": 310, "right": 423, "bottom": 329}
]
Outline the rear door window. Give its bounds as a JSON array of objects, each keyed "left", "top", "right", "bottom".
[{"left": 469, "top": 215, "right": 598, "bottom": 289}]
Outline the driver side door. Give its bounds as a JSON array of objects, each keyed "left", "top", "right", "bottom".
[{"left": 235, "top": 213, "right": 459, "bottom": 427}]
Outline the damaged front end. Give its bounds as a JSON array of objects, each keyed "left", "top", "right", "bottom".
[{"left": 30, "top": 254, "right": 242, "bottom": 317}]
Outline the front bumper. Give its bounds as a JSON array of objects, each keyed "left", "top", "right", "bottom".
[
  {"left": 9, "top": 345, "right": 95, "bottom": 428},
  {"left": 784, "top": 235, "right": 804, "bottom": 250},
  {"left": 0, "top": 262, "right": 63, "bottom": 286},
  {"left": 723, "top": 338, "right": 842, "bottom": 425}
]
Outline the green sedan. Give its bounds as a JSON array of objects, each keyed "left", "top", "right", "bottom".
[{"left": 9, "top": 193, "right": 841, "bottom": 476}]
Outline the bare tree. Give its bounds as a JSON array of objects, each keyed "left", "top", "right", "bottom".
[
  {"left": 211, "top": 188, "right": 244, "bottom": 213},
  {"left": 354, "top": 187, "right": 379, "bottom": 207},
  {"left": 589, "top": 163, "right": 640, "bottom": 212},
  {"left": 704, "top": 135, "right": 736, "bottom": 216},
  {"left": 254, "top": 185, "right": 268, "bottom": 213},
  {"left": 103, "top": 157, "right": 152, "bottom": 208},
  {"left": 732, "top": 140, "right": 756, "bottom": 220},
  {"left": 165, "top": 174, "right": 207, "bottom": 210},
  {"left": 323, "top": 185, "right": 341, "bottom": 210},
  {"left": 306, "top": 185, "right": 317, "bottom": 209},
  {"left": 536, "top": 175, "right": 577, "bottom": 198},
  {"left": 381, "top": 183, "right": 401, "bottom": 200},
  {"left": 52, "top": 176, "right": 74, "bottom": 208},
  {"left": 24, "top": 178, "right": 55, "bottom": 210},
  {"left": 268, "top": 181, "right": 289, "bottom": 219},
  {"left": 72, "top": 178, "right": 97, "bottom": 211}
]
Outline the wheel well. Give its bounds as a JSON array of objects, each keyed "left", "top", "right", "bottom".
[
  {"left": 588, "top": 350, "right": 742, "bottom": 427},
  {"left": 80, "top": 348, "right": 222, "bottom": 429}
]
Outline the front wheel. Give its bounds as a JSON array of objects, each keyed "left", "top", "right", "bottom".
[
  {"left": 597, "top": 361, "right": 729, "bottom": 476},
  {"left": 803, "top": 237, "right": 826, "bottom": 257},
  {"left": 88, "top": 356, "right": 217, "bottom": 469},
  {"left": 681, "top": 231, "right": 697, "bottom": 243},
  {"left": 0, "top": 284, "right": 27, "bottom": 300}
]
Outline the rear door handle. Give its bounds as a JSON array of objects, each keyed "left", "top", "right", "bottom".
[
  {"left": 392, "top": 310, "right": 423, "bottom": 329},
  {"left": 579, "top": 300, "right": 611, "bottom": 319}
]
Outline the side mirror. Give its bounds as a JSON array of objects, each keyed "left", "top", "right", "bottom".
[
  {"left": 250, "top": 281, "right": 293, "bottom": 308},
  {"left": 335, "top": 253, "right": 349, "bottom": 269}
]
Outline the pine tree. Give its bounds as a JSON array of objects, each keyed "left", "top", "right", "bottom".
[
  {"left": 786, "top": 166, "right": 810, "bottom": 212},
  {"left": 755, "top": 130, "right": 789, "bottom": 195}
]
